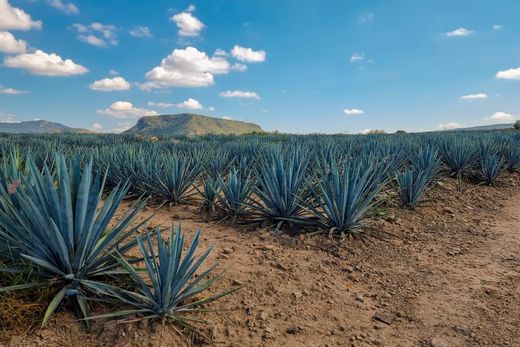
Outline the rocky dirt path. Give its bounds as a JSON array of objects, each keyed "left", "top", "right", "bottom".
[{"left": 392, "top": 189, "right": 520, "bottom": 347}]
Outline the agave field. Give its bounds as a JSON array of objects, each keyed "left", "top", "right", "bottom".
[{"left": 0, "top": 130, "right": 520, "bottom": 342}]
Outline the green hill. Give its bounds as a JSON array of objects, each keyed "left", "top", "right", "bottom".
[
  {"left": 124, "top": 114, "right": 263, "bottom": 136},
  {"left": 0, "top": 120, "right": 92, "bottom": 134}
]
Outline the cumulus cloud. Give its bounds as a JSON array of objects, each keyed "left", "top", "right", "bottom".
[
  {"left": 0, "top": 0, "right": 42, "bottom": 31},
  {"left": 359, "top": 129, "right": 372, "bottom": 134},
  {"left": 0, "top": 31, "right": 27, "bottom": 53},
  {"left": 89, "top": 76, "right": 131, "bottom": 91},
  {"left": 176, "top": 98, "right": 203, "bottom": 110},
  {"left": 349, "top": 53, "right": 365, "bottom": 63},
  {"left": 170, "top": 10, "right": 204, "bottom": 37},
  {"left": 493, "top": 24, "right": 503, "bottom": 30},
  {"left": 72, "top": 22, "right": 118, "bottom": 47},
  {"left": 439, "top": 122, "right": 461, "bottom": 130},
  {"left": 485, "top": 112, "right": 515, "bottom": 122},
  {"left": 111, "top": 121, "right": 134, "bottom": 133},
  {"left": 214, "top": 48, "right": 227, "bottom": 56},
  {"left": 222, "top": 116, "right": 232, "bottom": 120},
  {"left": 147, "top": 98, "right": 204, "bottom": 110},
  {"left": 459, "top": 93, "right": 488, "bottom": 100},
  {"left": 496, "top": 67, "right": 520, "bottom": 80},
  {"left": 4, "top": 49, "right": 88, "bottom": 76},
  {"left": 46, "top": 0, "right": 78, "bottom": 14},
  {"left": 343, "top": 108, "right": 364, "bottom": 115},
  {"left": 219, "top": 90, "right": 260, "bottom": 100},
  {"left": 231, "top": 63, "right": 248, "bottom": 72},
  {"left": 129, "top": 26, "right": 152, "bottom": 38},
  {"left": 141, "top": 46, "right": 230, "bottom": 89},
  {"left": 97, "top": 101, "right": 158, "bottom": 119},
  {"left": 0, "top": 85, "right": 27, "bottom": 94},
  {"left": 231, "top": 45, "right": 266, "bottom": 62},
  {"left": 445, "top": 27, "right": 473, "bottom": 37}
]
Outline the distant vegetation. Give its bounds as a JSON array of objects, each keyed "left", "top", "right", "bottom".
[
  {"left": 124, "top": 113, "right": 263, "bottom": 136},
  {"left": 515, "top": 120, "right": 520, "bottom": 130}
]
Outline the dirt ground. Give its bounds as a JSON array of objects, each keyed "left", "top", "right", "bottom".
[{"left": 3, "top": 172, "right": 520, "bottom": 347}]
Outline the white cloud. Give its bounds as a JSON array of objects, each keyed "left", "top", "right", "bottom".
[
  {"left": 493, "top": 24, "right": 502, "bottom": 30},
  {"left": 141, "top": 46, "right": 230, "bottom": 89},
  {"left": 0, "top": 0, "right": 42, "bottom": 31},
  {"left": 485, "top": 112, "right": 515, "bottom": 122},
  {"left": 349, "top": 53, "right": 364, "bottom": 63},
  {"left": 4, "top": 49, "right": 88, "bottom": 76},
  {"left": 89, "top": 76, "right": 131, "bottom": 91},
  {"left": 91, "top": 122, "right": 103, "bottom": 130},
  {"left": 359, "top": 13, "right": 374, "bottom": 23},
  {"left": 439, "top": 122, "right": 461, "bottom": 130},
  {"left": 219, "top": 90, "right": 260, "bottom": 100},
  {"left": 147, "top": 98, "right": 204, "bottom": 110},
  {"left": 46, "top": 0, "right": 78, "bottom": 14},
  {"left": 186, "top": 4, "right": 196, "bottom": 12},
  {"left": 231, "top": 45, "right": 266, "bottom": 62},
  {"left": 129, "top": 26, "right": 151, "bottom": 38},
  {"left": 0, "top": 111, "right": 19, "bottom": 123},
  {"left": 344, "top": 108, "right": 364, "bottom": 115},
  {"left": 170, "top": 11, "right": 204, "bottom": 37},
  {"left": 147, "top": 101, "right": 175, "bottom": 108},
  {"left": 222, "top": 116, "right": 232, "bottom": 120},
  {"left": 72, "top": 23, "right": 118, "bottom": 47},
  {"left": 231, "top": 63, "right": 247, "bottom": 72},
  {"left": 97, "top": 101, "right": 158, "bottom": 119},
  {"left": 108, "top": 69, "right": 118, "bottom": 76},
  {"left": 111, "top": 121, "right": 134, "bottom": 133},
  {"left": 459, "top": 93, "right": 488, "bottom": 100},
  {"left": 445, "top": 27, "right": 473, "bottom": 37},
  {"left": 496, "top": 67, "right": 520, "bottom": 80},
  {"left": 0, "top": 85, "right": 27, "bottom": 94},
  {"left": 0, "top": 31, "right": 27, "bottom": 53},
  {"left": 176, "top": 98, "right": 203, "bottom": 110},
  {"left": 214, "top": 48, "right": 227, "bottom": 56},
  {"left": 208, "top": 106, "right": 215, "bottom": 111}
]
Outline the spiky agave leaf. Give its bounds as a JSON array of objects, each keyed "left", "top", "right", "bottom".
[
  {"left": 305, "top": 160, "right": 385, "bottom": 236},
  {"left": 0, "top": 154, "right": 147, "bottom": 326},
  {"left": 82, "top": 225, "right": 239, "bottom": 331},
  {"left": 216, "top": 168, "right": 252, "bottom": 220},
  {"left": 248, "top": 150, "right": 310, "bottom": 229},
  {"left": 479, "top": 153, "right": 506, "bottom": 186},
  {"left": 143, "top": 154, "right": 202, "bottom": 204},
  {"left": 394, "top": 169, "right": 435, "bottom": 208}
]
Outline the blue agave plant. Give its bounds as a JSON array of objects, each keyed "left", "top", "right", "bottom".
[
  {"left": 82, "top": 225, "right": 238, "bottom": 331},
  {"left": 0, "top": 155, "right": 147, "bottom": 326},
  {"left": 305, "top": 160, "right": 385, "bottom": 237},
  {"left": 216, "top": 168, "right": 252, "bottom": 220},
  {"left": 479, "top": 153, "right": 505, "bottom": 185}
]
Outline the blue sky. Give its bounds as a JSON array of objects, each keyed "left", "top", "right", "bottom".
[{"left": 1, "top": 0, "right": 520, "bottom": 133}]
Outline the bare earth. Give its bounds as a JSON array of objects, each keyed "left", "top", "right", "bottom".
[{"left": 4, "top": 173, "right": 520, "bottom": 347}]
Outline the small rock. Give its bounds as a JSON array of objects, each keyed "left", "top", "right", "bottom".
[
  {"left": 292, "top": 291, "right": 303, "bottom": 299},
  {"left": 286, "top": 326, "right": 302, "bottom": 334},
  {"left": 222, "top": 247, "right": 234, "bottom": 254},
  {"left": 373, "top": 312, "right": 392, "bottom": 325},
  {"left": 257, "top": 310, "right": 268, "bottom": 321},
  {"left": 442, "top": 207, "right": 455, "bottom": 215},
  {"left": 355, "top": 294, "right": 365, "bottom": 303}
]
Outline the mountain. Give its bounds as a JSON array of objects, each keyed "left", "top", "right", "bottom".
[
  {"left": 457, "top": 123, "right": 514, "bottom": 131},
  {"left": 124, "top": 113, "right": 263, "bottom": 136},
  {"left": 0, "top": 120, "right": 92, "bottom": 134}
]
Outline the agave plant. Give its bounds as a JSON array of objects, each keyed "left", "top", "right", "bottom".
[
  {"left": 394, "top": 169, "right": 435, "bottom": 208},
  {"left": 479, "top": 153, "right": 505, "bottom": 185},
  {"left": 82, "top": 225, "right": 238, "bottom": 331},
  {"left": 504, "top": 146, "right": 520, "bottom": 171},
  {"left": 143, "top": 154, "right": 202, "bottom": 204},
  {"left": 0, "top": 155, "right": 147, "bottom": 326},
  {"left": 248, "top": 150, "right": 310, "bottom": 230},
  {"left": 216, "top": 168, "right": 252, "bottom": 220},
  {"left": 440, "top": 139, "right": 476, "bottom": 190},
  {"left": 305, "top": 160, "right": 385, "bottom": 237},
  {"left": 412, "top": 146, "right": 442, "bottom": 173},
  {"left": 197, "top": 177, "right": 220, "bottom": 213}
]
